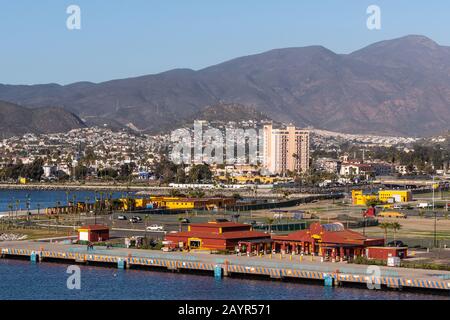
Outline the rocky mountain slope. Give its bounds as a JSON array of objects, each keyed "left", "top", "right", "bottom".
[
  {"left": 1, "top": 35, "right": 450, "bottom": 136},
  {"left": 0, "top": 100, "right": 85, "bottom": 137}
]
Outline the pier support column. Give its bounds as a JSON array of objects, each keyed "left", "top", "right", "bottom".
[
  {"left": 214, "top": 265, "right": 223, "bottom": 279},
  {"left": 324, "top": 274, "right": 334, "bottom": 287},
  {"left": 30, "top": 251, "right": 39, "bottom": 263},
  {"left": 117, "top": 258, "right": 126, "bottom": 269},
  {"left": 126, "top": 254, "right": 132, "bottom": 269}
]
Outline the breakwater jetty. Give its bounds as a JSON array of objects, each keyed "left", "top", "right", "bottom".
[{"left": 1, "top": 241, "right": 449, "bottom": 293}]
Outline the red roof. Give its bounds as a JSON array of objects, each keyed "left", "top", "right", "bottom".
[
  {"left": 272, "top": 224, "right": 383, "bottom": 246},
  {"left": 190, "top": 222, "right": 249, "bottom": 228},
  {"left": 79, "top": 225, "right": 109, "bottom": 231},
  {"left": 166, "top": 230, "right": 270, "bottom": 240}
]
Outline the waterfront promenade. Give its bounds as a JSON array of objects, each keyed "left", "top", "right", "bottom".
[{"left": 1, "top": 240, "right": 449, "bottom": 292}]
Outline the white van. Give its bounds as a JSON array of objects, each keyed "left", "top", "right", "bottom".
[{"left": 416, "top": 202, "right": 431, "bottom": 209}]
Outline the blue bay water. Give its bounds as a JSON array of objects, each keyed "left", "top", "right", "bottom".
[
  {"left": 0, "top": 189, "right": 448, "bottom": 300},
  {"left": 0, "top": 259, "right": 447, "bottom": 300},
  {"left": 0, "top": 189, "right": 130, "bottom": 213}
]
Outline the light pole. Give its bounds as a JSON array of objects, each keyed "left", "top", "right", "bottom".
[
  {"left": 26, "top": 195, "right": 31, "bottom": 223},
  {"left": 434, "top": 211, "right": 437, "bottom": 248},
  {"left": 56, "top": 201, "right": 60, "bottom": 233},
  {"left": 432, "top": 176, "right": 435, "bottom": 211},
  {"left": 432, "top": 176, "right": 437, "bottom": 248},
  {"left": 94, "top": 191, "right": 98, "bottom": 225},
  {"left": 362, "top": 214, "right": 366, "bottom": 236},
  {"left": 15, "top": 199, "right": 20, "bottom": 222}
]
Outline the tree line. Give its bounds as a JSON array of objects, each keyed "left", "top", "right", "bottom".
[{"left": 0, "top": 159, "right": 44, "bottom": 181}]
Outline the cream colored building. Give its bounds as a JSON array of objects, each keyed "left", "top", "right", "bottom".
[{"left": 263, "top": 124, "right": 310, "bottom": 175}]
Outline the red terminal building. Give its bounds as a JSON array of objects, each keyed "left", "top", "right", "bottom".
[
  {"left": 164, "top": 221, "right": 271, "bottom": 252},
  {"left": 164, "top": 221, "right": 405, "bottom": 261},
  {"left": 271, "top": 222, "right": 385, "bottom": 261},
  {"left": 78, "top": 225, "right": 110, "bottom": 242}
]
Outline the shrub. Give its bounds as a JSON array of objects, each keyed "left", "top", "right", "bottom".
[{"left": 353, "top": 256, "right": 386, "bottom": 266}]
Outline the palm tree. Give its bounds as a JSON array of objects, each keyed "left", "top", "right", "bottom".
[
  {"left": 391, "top": 222, "right": 402, "bottom": 244},
  {"left": 15, "top": 199, "right": 20, "bottom": 220},
  {"left": 144, "top": 214, "right": 151, "bottom": 237},
  {"left": 99, "top": 192, "right": 104, "bottom": 211},
  {"left": 144, "top": 214, "right": 150, "bottom": 226},
  {"left": 85, "top": 196, "right": 90, "bottom": 213},
  {"left": 178, "top": 216, "right": 185, "bottom": 232},
  {"left": 265, "top": 217, "right": 275, "bottom": 234},
  {"left": 379, "top": 222, "right": 392, "bottom": 241},
  {"left": 8, "top": 203, "right": 12, "bottom": 221},
  {"left": 55, "top": 201, "right": 61, "bottom": 232}
]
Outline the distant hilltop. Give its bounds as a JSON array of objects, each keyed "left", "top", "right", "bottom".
[
  {"left": 2, "top": 35, "right": 450, "bottom": 137},
  {"left": 0, "top": 100, "right": 85, "bottom": 138}
]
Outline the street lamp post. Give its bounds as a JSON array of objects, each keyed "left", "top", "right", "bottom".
[
  {"left": 94, "top": 191, "right": 98, "bottom": 225},
  {"left": 434, "top": 211, "right": 437, "bottom": 248},
  {"left": 432, "top": 175, "right": 437, "bottom": 248},
  {"left": 15, "top": 199, "right": 20, "bottom": 221},
  {"left": 432, "top": 176, "right": 435, "bottom": 211},
  {"left": 363, "top": 214, "right": 366, "bottom": 236},
  {"left": 56, "top": 201, "right": 60, "bottom": 233},
  {"left": 26, "top": 196, "right": 31, "bottom": 223}
]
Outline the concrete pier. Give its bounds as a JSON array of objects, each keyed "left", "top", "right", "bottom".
[{"left": 1, "top": 240, "right": 450, "bottom": 293}]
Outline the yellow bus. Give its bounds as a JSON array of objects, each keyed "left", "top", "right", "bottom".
[{"left": 378, "top": 211, "right": 407, "bottom": 219}]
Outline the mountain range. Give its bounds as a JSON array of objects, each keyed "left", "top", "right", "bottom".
[
  {"left": 0, "top": 100, "right": 85, "bottom": 138},
  {"left": 1, "top": 35, "right": 450, "bottom": 137}
]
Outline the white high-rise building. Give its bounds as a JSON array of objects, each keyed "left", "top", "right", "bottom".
[{"left": 263, "top": 124, "right": 310, "bottom": 175}]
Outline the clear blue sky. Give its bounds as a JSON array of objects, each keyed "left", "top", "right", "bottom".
[{"left": 0, "top": 0, "right": 448, "bottom": 85}]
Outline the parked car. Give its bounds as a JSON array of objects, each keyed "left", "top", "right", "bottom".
[
  {"left": 129, "top": 217, "right": 140, "bottom": 223},
  {"left": 180, "top": 218, "right": 190, "bottom": 224},
  {"left": 132, "top": 216, "right": 142, "bottom": 222},
  {"left": 417, "top": 202, "right": 432, "bottom": 209},
  {"left": 117, "top": 215, "right": 127, "bottom": 221},
  {"left": 146, "top": 224, "right": 164, "bottom": 231},
  {"left": 387, "top": 240, "right": 406, "bottom": 247}
]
